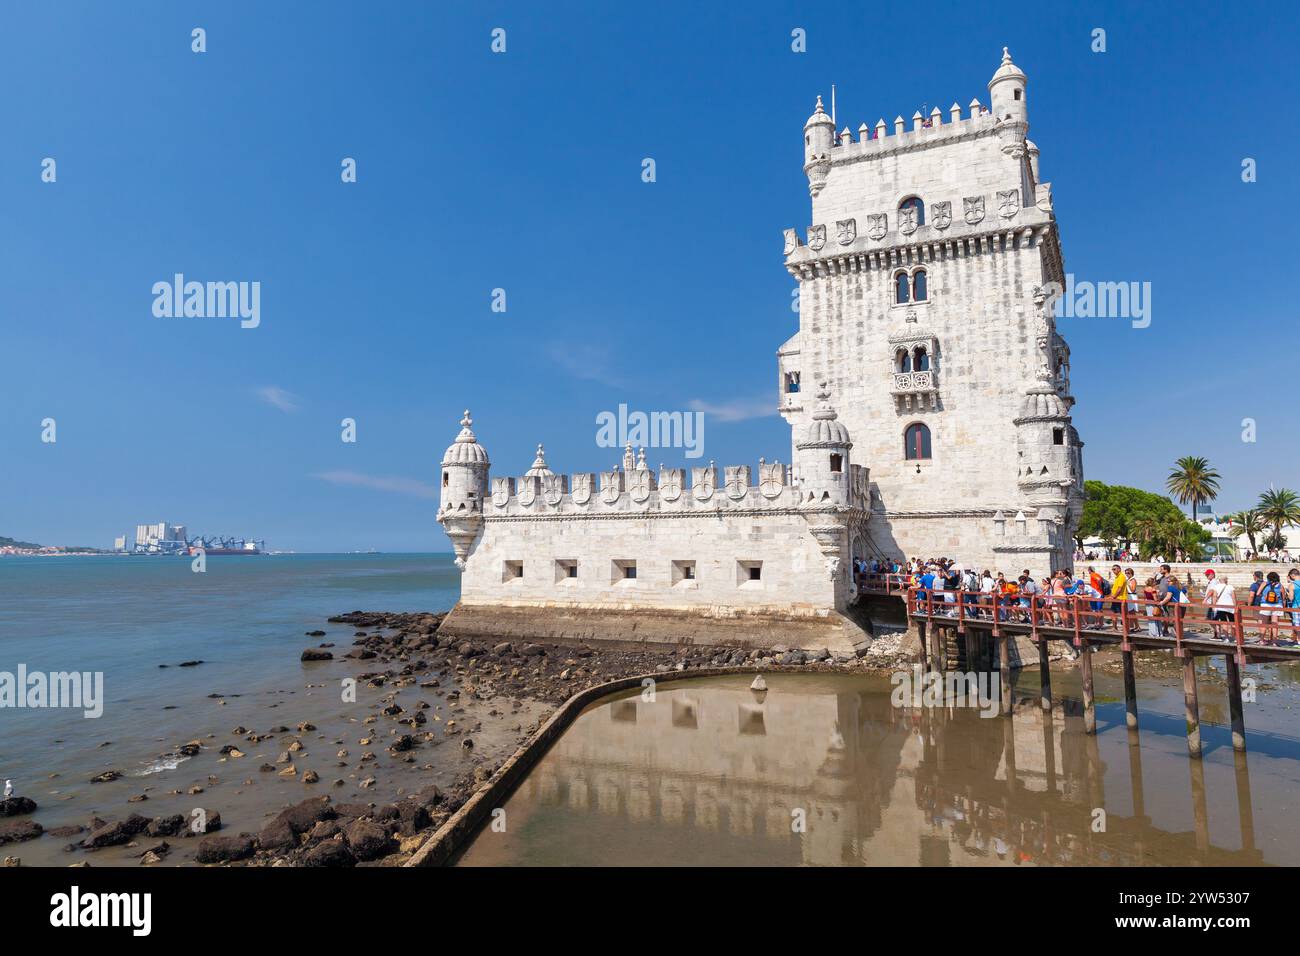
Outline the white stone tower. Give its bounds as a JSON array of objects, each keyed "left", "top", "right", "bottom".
[
  {"left": 438, "top": 409, "right": 489, "bottom": 569},
  {"left": 778, "top": 48, "right": 1083, "bottom": 574}
]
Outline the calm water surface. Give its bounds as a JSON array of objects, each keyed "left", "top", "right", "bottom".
[
  {"left": 458, "top": 668, "right": 1300, "bottom": 866},
  {"left": 0, "top": 554, "right": 458, "bottom": 821}
]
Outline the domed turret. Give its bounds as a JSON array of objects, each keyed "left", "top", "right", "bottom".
[
  {"left": 796, "top": 384, "right": 853, "bottom": 506},
  {"left": 437, "top": 410, "right": 490, "bottom": 569},
  {"left": 524, "top": 443, "right": 554, "bottom": 479},
  {"left": 442, "top": 410, "right": 490, "bottom": 467},
  {"left": 803, "top": 95, "right": 835, "bottom": 197},
  {"left": 988, "top": 47, "right": 1029, "bottom": 154}
]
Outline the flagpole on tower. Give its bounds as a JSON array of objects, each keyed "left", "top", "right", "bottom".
[{"left": 831, "top": 83, "right": 836, "bottom": 128}]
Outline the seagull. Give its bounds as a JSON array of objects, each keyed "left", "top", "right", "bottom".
[{"left": 3, "top": 780, "right": 12, "bottom": 798}]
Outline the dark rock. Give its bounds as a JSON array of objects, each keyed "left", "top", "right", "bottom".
[
  {"left": 271, "top": 796, "right": 336, "bottom": 835},
  {"left": 89, "top": 770, "right": 122, "bottom": 784},
  {"left": 305, "top": 630, "right": 326, "bottom": 637},
  {"left": 0, "top": 820, "right": 43, "bottom": 845},
  {"left": 82, "top": 814, "right": 150, "bottom": 848},
  {"left": 0, "top": 797, "right": 37, "bottom": 817},
  {"left": 344, "top": 820, "right": 397, "bottom": 862},
  {"left": 300, "top": 648, "right": 334, "bottom": 662},
  {"left": 195, "top": 835, "right": 255, "bottom": 863},
  {"left": 300, "top": 839, "right": 355, "bottom": 867},
  {"left": 146, "top": 815, "right": 186, "bottom": 838}
]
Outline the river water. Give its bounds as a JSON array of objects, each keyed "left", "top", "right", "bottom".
[{"left": 458, "top": 665, "right": 1300, "bottom": 866}]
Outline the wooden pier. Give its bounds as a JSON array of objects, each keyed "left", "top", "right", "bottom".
[{"left": 858, "top": 574, "right": 1299, "bottom": 759}]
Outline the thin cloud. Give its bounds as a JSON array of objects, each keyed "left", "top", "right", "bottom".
[
  {"left": 687, "top": 396, "right": 775, "bottom": 423},
  {"left": 546, "top": 342, "right": 626, "bottom": 389},
  {"left": 313, "top": 470, "right": 437, "bottom": 500},
  {"left": 254, "top": 385, "right": 300, "bottom": 413}
]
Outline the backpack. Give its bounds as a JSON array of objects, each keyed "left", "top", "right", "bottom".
[{"left": 1264, "top": 585, "right": 1281, "bottom": 605}]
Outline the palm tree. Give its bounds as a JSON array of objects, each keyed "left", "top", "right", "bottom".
[
  {"left": 1226, "top": 509, "right": 1265, "bottom": 557},
  {"left": 1256, "top": 487, "right": 1300, "bottom": 552},
  {"left": 1166, "top": 456, "right": 1221, "bottom": 522}
]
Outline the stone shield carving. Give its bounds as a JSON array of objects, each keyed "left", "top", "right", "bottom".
[
  {"left": 543, "top": 475, "right": 564, "bottom": 506},
  {"left": 491, "top": 477, "right": 511, "bottom": 509},
  {"left": 660, "top": 469, "right": 683, "bottom": 502},
  {"left": 963, "top": 196, "right": 984, "bottom": 225},
  {"left": 517, "top": 479, "right": 536, "bottom": 508},
  {"left": 571, "top": 473, "right": 592, "bottom": 505},
  {"left": 899, "top": 206, "right": 918, "bottom": 235},
  {"left": 725, "top": 468, "right": 747, "bottom": 501},
  {"left": 630, "top": 470, "right": 651, "bottom": 504},
  {"left": 759, "top": 462, "right": 784, "bottom": 499},
  {"left": 997, "top": 189, "right": 1020, "bottom": 218},
  {"left": 867, "top": 214, "right": 887, "bottom": 240},
  {"left": 836, "top": 218, "right": 856, "bottom": 245},
  {"left": 807, "top": 224, "right": 826, "bottom": 251},
  {"left": 932, "top": 201, "right": 952, "bottom": 230},
  {"left": 692, "top": 468, "right": 715, "bottom": 501},
  {"left": 782, "top": 228, "right": 798, "bottom": 256},
  {"left": 600, "top": 476, "right": 621, "bottom": 505}
]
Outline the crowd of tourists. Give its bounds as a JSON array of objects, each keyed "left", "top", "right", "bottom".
[{"left": 853, "top": 556, "right": 1300, "bottom": 646}]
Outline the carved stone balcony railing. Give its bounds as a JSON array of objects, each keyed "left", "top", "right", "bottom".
[{"left": 891, "top": 369, "right": 938, "bottom": 411}]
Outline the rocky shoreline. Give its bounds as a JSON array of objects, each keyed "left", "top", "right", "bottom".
[{"left": 0, "top": 610, "right": 913, "bottom": 867}]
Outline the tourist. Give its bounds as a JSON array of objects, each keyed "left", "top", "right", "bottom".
[
  {"left": 1142, "top": 577, "right": 1162, "bottom": 637},
  {"left": 1287, "top": 568, "right": 1300, "bottom": 633},
  {"left": 1249, "top": 570, "right": 1266, "bottom": 605},
  {"left": 1203, "top": 569, "right": 1236, "bottom": 640},
  {"left": 1159, "top": 575, "right": 1185, "bottom": 635},
  {"left": 1108, "top": 564, "right": 1127, "bottom": 630},
  {"left": 1258, "top": 572, "right": 1286, "bottom": 645}
]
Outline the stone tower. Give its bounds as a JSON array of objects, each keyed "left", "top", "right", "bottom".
[{"left": 778, "top": 48, "right": 1083, "bottom": 573}]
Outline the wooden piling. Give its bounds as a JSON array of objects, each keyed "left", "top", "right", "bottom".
[
  {"left": 998, "top": 636, "right": 1012, "bottom": 716},
  {"left": 1225, "top": 653, "right": 1246, "bottom": 752},
  {"left": 1079, "top": 641, "right": 1097, "bottom": 735},
  {"left": 1122, "top": 649, "right": 1138, "bottom": 730},
  {"left": 1038, "top": 638, "right": 1051, "bottom": 710},
  {"left": 1183, "top": 654, "right": 1202, "bottom": 759}
]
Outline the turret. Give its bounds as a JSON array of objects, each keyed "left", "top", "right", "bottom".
[
  {"left": 803, "top": 95, "right": 835, "bottom": 197},
  {"left": 1014, "top": 288, "right": 1079, "bottom": 537},
  {"left": 988, "top": 47, "right": 1029, "bottom": 155},
  {"left": 437, "top": 409, "right": 490, "bottom": 569},
  {"left": 795, "top": 384, "right": 853, "bottom": 506}
]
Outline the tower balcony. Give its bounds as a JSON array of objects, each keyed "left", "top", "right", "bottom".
[{"left": 891, "top": 369, "right": 939, "bottom": 412}]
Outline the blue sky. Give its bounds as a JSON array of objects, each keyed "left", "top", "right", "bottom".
[{"left": 2, "top": 0, "right": 1297, "bottom": 551}]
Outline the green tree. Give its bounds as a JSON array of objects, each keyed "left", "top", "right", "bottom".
[
  {"left": 1257, "top": 487, "right": 1300, "bottom": 551},
  {"left": 1166, "top": 456, "right": 1221, "bottom": 522},
  {"left": 1225, "top": 509, "right": 1264, "bottom": 557},
  {"left": 1077, "top": 480, "right": 1191, "bottom": 557}
]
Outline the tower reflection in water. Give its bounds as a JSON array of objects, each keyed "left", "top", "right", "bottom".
[{"left": 457, "top": 672, "right": 1270, "bottom": 866}]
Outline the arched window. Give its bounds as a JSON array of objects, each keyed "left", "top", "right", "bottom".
[
  {"left": 911, "top": 268, "right": 927, "bottom": 302},
  {"left": 895, "top": 271, "right": 910, "bottom": 304},
  {"left": 829, "top": 453, "right": 843, "bottom": 473},
  {"left": 895, "top": 348, "right": 911, "bottom": 373},
  {"left": 913, "top": 346, "right": 929, "bottom": 371},
  {"left": 904, "top": 423, "right": 932, "bottom": 460},
  {"left": 899, "top": 196, "right": 925, "bottom": 226}
]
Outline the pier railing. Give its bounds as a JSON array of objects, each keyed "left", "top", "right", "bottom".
[{"left": 854, "top": 571, "right": 1295, "bottom": 758}]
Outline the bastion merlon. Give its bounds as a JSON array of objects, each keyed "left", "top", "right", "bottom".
[{"left": 437, "top": 49, "right": 1083, "bottom": 652}]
